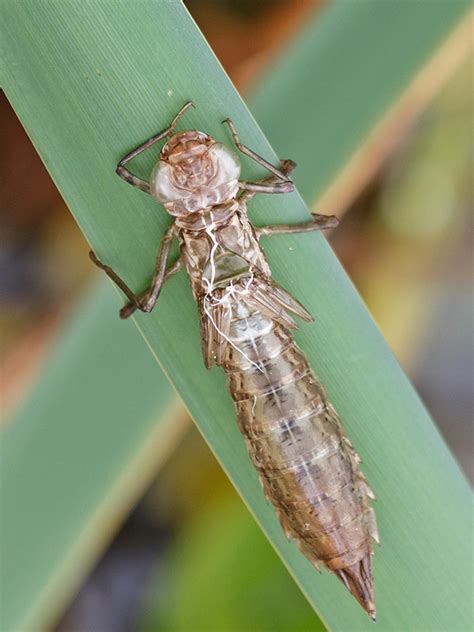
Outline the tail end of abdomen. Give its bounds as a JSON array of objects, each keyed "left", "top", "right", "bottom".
[
  {"left": 222, "top": 294, "right": 379, "bottom": 620},
  {"left": 336, "top": 557, "right": 376, "bottom": 621}
]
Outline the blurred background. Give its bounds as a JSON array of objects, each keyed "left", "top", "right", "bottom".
[{"left": 1, "top": 1, "right": 472, "bottom": 631}]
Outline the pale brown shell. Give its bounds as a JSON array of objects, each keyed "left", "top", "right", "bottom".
[
  {"left": 104, "top": 111, "right": 379, "bottom": 618},
  {"left": 186, "top": 202, "right": 379, "bottom": 619}
]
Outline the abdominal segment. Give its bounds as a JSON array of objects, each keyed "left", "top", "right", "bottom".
[{"left": 219, "top": 296, "right": 378, "bottom": 618}]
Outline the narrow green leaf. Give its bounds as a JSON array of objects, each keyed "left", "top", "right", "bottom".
[
  {"left": 2, "top": 1, "right": 471, "bottom": 630},
  {"left": 0, "top": 281, "right": 187, "bottom": 631}
]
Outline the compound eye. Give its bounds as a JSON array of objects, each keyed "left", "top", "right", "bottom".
[
  {"left": 208, "top": 143, "right": 240, "bottom": 184},
  {"left": 150, "top": 160, "right": 177, "bottom": 204}
]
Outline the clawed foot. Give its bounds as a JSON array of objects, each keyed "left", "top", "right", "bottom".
[
  {"left": 120, "top": 302, "right": 137, "bottom": 319},
  {"left": 280, "top": 159, "right": 297, "bottom": 175},
  {"left": 120, "top": 291, "right": 148, "bottom": 319},
  {"left": 311, "top": 212, "right": 339, "bottom": 228},
  {"left": 119, "top": 289, "right": 155, "bottom": 319}
]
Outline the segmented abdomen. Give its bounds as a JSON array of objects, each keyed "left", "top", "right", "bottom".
[{"left": 222, "top": 299, "right": 379, "bottom": 617}]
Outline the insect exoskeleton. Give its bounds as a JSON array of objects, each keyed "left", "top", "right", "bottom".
[{"left": 89, "top": 102, "right": 377, "bottom": 620}]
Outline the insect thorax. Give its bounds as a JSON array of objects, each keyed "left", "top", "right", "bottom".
[{"left": 177, "top": 204, "right": 269, "bottom": 300}]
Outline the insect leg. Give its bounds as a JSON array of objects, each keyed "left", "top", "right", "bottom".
[
  {"left": 116, "top": 101, "right": 195, "bottom": 193},
  {"left": 256, "top": 213, "right": 339, "bottom": 238},
  {"left": 162, "top": 257, "right": 182, "bottom": 279},
  {"left": 239, "top": 159, "right": 296, "bottom": 204},
  {"left": 89, "top": 251, "right": 140, "bottom": 304},
  {"left": 118, "top": 223, "right": 179, "bottom": 319},
  {"left": 119, "top": 258, "right": 182, "bottom": 319},
  {"left": 222, "top": 118, "right": 294, "bottom": 194}
]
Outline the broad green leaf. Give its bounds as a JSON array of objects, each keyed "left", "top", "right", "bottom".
[{"left": 2, "top": 1, "right": 471, "bottom": 631}]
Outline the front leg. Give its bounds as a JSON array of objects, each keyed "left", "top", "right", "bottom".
[
  {"left": 116, "top": 101, "right": 195, "bottom": 193},
  {"left": 137, "top": 223, "right": 177, "bottom": 313},
  {"left": 256, "top": 213, "right": 339, "bottom": 238},
  {"left": 222, "top": 118, "right": 294, "bottom": 195}
]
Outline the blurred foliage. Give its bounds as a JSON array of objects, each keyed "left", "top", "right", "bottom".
[
  {"left": 151, "top": 497, "right": 320, "bottom": 632},
  {"left": 355, "top": 54, "right": 474, "bottom": 480},
  {"left": 141, "top": 430, "right": 321, "bottom": 632},
  {"left": 332, "top": 53, "right": 473, "bottom": 369},
  {"left": 378, "top": 55, "right": 472, "bottom": 241},
  {"left": 0, "top": 280, "right": 185, "bottom": 632}
]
